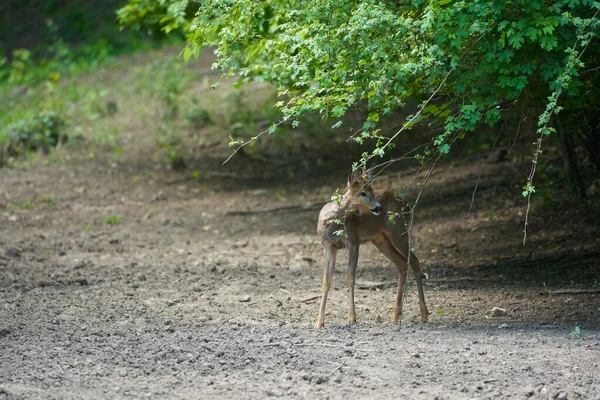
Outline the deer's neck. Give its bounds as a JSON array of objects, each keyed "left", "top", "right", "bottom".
[{"left": 339, "top": 194, "right": 355, "bottom": 212}]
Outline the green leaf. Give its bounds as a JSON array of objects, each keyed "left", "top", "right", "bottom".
[
  {"left": 525, "top": 27, "right": 541, "bottom": 41},
  {"left": 485, "top": 108, "right": 501, "bottom": 126},
  {"left": 331, "top": 104, "right": 347, "bottom": 117},
  {"left": 183, "top": 46, "right": 193, "bottom": 63},
  {"left": 513, "top": 76, "right": 528, "bottom": 91},
  {"left": 539, "top": 35, "right": 558, "bottom": 50},
  {"left": 508, "top": 33, "right": 524, "bottom": 49},
  {"left": 367, "top": 112, "right": 380, "bottom": 122},
  {"left": 372, "top": 147, "right": 385, "bottom": 158}
]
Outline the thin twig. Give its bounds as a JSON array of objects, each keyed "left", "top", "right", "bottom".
[
  {"left": 560, "top": 310, "right": 568, "bottom": 326},
  {"left": 328, "top": 358, "right": 347, "bottom": 376},
  {"left": 470, "top": 120, "right": 507, "bottom": 210},
  {"left": 551, "top": 289, "right": 600, "bottom": 295},
  {"left": 507, "top": 108, "right": 526, "bottom": 157},
  {"left": 263, "top": 341, "right": 378, "bottom": 352},
  {"left": 239, "top": 250, "right": 286, "bottom": 256},
  {"left": 581, "top": 65, "right": 600, "bottom": 74},
  {"left": 222, "top": 120, "right": 286, "bottom": 165},
  {"left": 226, "top": 203, "right": 324, "bottom": 216},
  {"left": 313, "top": 343, "right": 378, "bottom": 352},
  {"left": 298, "top": 294, "right": 321, "bottom": 302}
]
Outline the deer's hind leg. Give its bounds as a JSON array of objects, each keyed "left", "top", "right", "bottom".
[
  {"left": 404, "top": 251, "right": 428, "bottom": 322},
  {"left": 371, "top": 235, "right": 408, "bottom": 323},
  {"left": 387, "top": 230, "right": 429, "bottom": 322},
  {"left": 409, "top": 251, "right": 428, "bottom": 322},
  {"left": 347, "top": 244, "right": 359, "bottom": 324}
]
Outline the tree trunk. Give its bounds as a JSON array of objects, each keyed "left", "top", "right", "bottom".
[
  {"left": 554, "top": 115, "right": 587, "bottom": 199},
  {"left": 578, "top": 109, "right": 600, "bottom": 174}
]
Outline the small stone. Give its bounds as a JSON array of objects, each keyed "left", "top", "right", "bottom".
[
  {"left": 491, "top": 307, "right": 507, "bottom": 317},
  {"left": 555, "top": 392, "right": 568, "bottom": 400},
  {"left": 238, "top": 295, "right": 251, "bottom": 302},
  {"left": 4, "top": 248, "right": 21, "bottom": 258},
  {"left": 294, "top": 254, "right": 315, "bottom": 263},
  {"left": 315, "top": 376, "right": 328, "bottom": 384},
  {"left": 357, "top": 281, "right": 386, "bottom": 290},
  {"left": 152, "top": 191, "right": 166, "bottom": 202}
]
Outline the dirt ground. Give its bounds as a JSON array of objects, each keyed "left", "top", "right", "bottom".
[{"left": 1, "top": 82, "right": 600, "bottom": 398}]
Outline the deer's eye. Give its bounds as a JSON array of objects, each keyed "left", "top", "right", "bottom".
[{"left": 360, "top": 192, "right": 367, "bottom": 197}]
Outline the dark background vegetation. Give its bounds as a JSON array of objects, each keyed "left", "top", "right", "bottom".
[{"left": 1, "top": 0, "right": 149, "bottom": 58}]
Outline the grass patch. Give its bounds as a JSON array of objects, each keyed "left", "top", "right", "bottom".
[{"left": 106, "top": 215, "right": 120, "bottom": 225}]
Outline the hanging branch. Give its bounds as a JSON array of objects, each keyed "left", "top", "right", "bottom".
[{"left": 523, "top": 9, "right": 599, "bottom": 244}]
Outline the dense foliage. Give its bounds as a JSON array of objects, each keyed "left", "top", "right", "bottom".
[
  {"left": 0, "top": 0, "right": 183, "bottom": 86},
  {"left": 120, "top": 0, "right": 600, "bottom": 194},
  {"left": 1, "top": 0, "right": 128, "bottom": 56}
]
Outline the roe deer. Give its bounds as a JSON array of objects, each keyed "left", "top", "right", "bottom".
[{"left": 314, "top": 167, "right": 428, "bottom": 328}]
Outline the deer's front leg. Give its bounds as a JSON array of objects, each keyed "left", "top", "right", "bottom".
[
  {"left": 347, "top": 244, "right": 359, "bottom": 324},
  {"left": 315, "top": 243, "right": 337, "bottom": 329}
]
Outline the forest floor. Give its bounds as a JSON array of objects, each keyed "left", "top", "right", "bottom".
[{"left": 1, "top": 48, "right": 600, "bottom": 399}]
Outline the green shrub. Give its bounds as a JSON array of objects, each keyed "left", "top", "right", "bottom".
[
  {"left": 142, "top": 59, "right": 190, "bottom": 118},
  {"left": 185, "top": 108, "right": 212, "bottom": 129},
  {"left": 2, "top": 110, "right": 67, "bottom": 158},
  {"left": 224, "top": 88, "right": 282, "bottom": 138},
  {"left": 155, "top": 125, "right": 186, "bottom": 169}
]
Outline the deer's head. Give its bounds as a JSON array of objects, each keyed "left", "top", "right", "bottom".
[{"left": 346, "top": 167, "right": 382, "bottom": 215}]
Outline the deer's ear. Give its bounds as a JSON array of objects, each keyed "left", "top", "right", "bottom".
[
  {"left": 365, "top": 167, "right": 373, "bottom": 181},
  {"left": 348, "top": 168, "right": 361, "bottom": 186}
]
